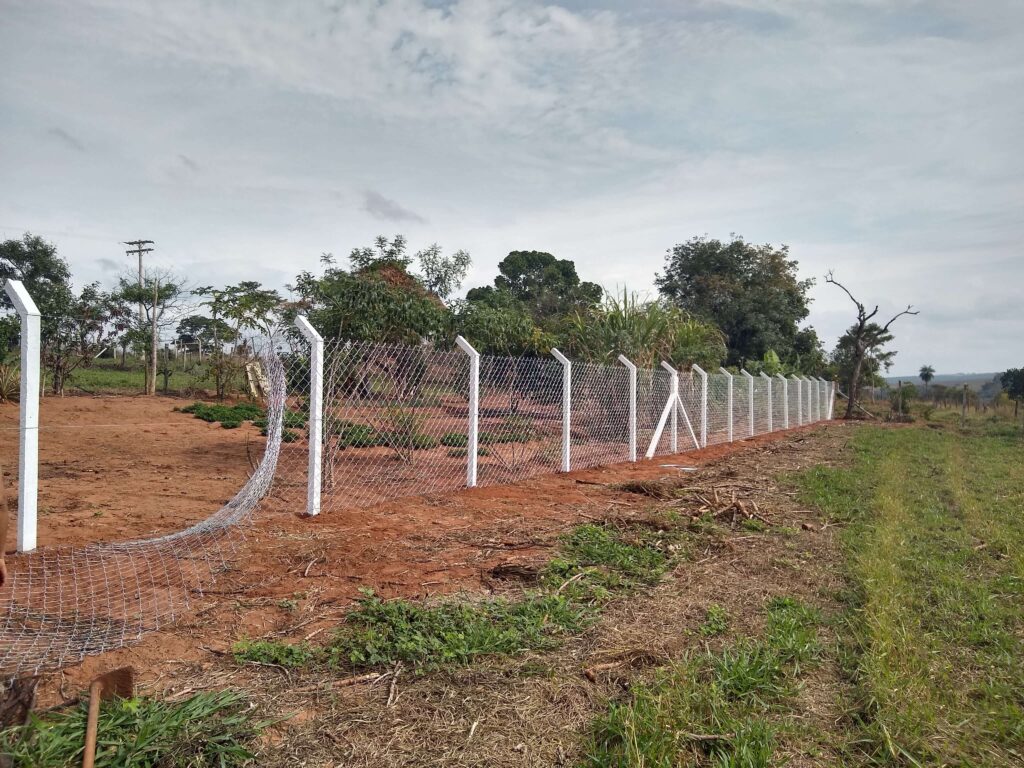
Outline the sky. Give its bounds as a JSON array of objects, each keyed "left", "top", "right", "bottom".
[{"left": 1, "top": 0, "right": 1021, "bottom": 375}]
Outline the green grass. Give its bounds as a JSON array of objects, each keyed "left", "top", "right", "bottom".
[
  {"left": 233, "top": 522, "right": 684, "bottom": 673},
  {"left": 794, "top": 421, "right": 1024, "bottom": 766},
  {"left": 0, "top": 690, "right": 264, "bottom": 767},
  {"left": 581, "top": 596, "right": 823, "bottom": 767}
]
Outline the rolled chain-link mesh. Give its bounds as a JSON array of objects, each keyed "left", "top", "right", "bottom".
[{"left": 0, "top": 353, "right": 287, "bottom": 680}]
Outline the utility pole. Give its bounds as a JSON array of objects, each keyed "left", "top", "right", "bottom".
[{"left": 124, "top": 239, "right": 153, "bottom": 388}]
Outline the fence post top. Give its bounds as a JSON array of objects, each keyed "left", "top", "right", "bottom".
[
  {"left": 293, "top": 315, "right": 323, "bottom": 343},
  {"left": 551, "top": 347, "right": 570, "bottom": 365},
  {"left": 455, "top": 335, "right": 479, "bottom": 357},
  {"left": 717, "top": 366, "right": 731, "bottom": 376},
  {"left": 617, "top": 353, "right": 637, "bottom": 371},
  {"left": 3, "top": 279, "right": 40, "bottom": 317},
  {"left": 691, "top": 363, "right": 707, "bottom": 377},
  {"left": 775, "top": 372, "right": 788, "bottom": 380},
  {"left": 740, "top": 368, "right": 754, "bottom": 379},
  {"left": 759, "top": 371, "right": 771, "bottom": 379},
  {"left": 660, "top": 360, "right": 677, "bottom": 374}
]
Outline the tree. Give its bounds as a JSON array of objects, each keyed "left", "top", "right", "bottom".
[
  {"left": 117, "top": 271, "right": 187, "bottom": 396},
  {"left": 830, "top": 323, "right": 897, "bottom": 405},
  {"left": 417, "top": 244, "right": 471, "bottom": 300},
  {"left": 565, "top": 289, "right": 726, "bottom": 370},
  {"left": 176, "top": 315, "right": 239, "bottom": 352},
  {"left": 919, "top": 365, "right": 935, "bottom": 392},
  {"left": 290, "top": 253, "right": 448, "bottom": 345},
  {"left": 825, "top": 272, "right": 918, "bottom": 418},
  {"left": 468, "top": 250, "right": 602, "bottom": 324},
  {"left": 656, "top": 235, "right": 814, "bottom": 367},
  {"left": 2, "top": 234, "right": 128, "bottom": 394},
  {"left": 194, "top": 281, "right": 283, "bottom": 341},
  {"left": 451, "top": 299, "right": 544, "bottom": 357},
  {"left": 1000, "top": 368, "right": 1024, "bottom": 419}
]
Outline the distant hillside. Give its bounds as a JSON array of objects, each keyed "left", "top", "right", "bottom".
[{"left": 885, "top": 372, "right": 1000, "bottom": 391}]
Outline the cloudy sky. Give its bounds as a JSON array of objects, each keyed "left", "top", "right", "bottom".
[{"left": 2, "top": 0, "right": 1021, "bottom": 374}]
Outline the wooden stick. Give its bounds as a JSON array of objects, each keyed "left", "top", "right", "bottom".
[{"left": 82, "top": 681, "right": 102, "bottom": 768}]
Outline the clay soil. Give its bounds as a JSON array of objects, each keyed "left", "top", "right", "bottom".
[{"left": 3, "top": 396, "right": 853, "bottom": 765}]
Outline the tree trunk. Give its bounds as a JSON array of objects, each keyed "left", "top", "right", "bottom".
[{"left": 844, "top": 350, "right": 865, "bottom": 419}]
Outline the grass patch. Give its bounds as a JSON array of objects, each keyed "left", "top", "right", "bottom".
[
  {"left": 794, "top": 421, "right": 1024, "bottom": 766},
  {"left": 232, "top": 522, "right": 683, "bottom": 674},
  {"left": 581, "top": 596, "right": 822, "bottom": 767},
  {"left": 0, "top": 690, "right": 263, "bottom": 767}
]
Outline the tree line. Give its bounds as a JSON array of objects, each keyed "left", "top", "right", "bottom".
[{"left": 0, "top": 230, "right": 935, "bottom": 411}]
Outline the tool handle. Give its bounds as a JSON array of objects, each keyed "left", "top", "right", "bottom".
[{"left": 82, "top": 680, "right": 102, "bottom": 768}]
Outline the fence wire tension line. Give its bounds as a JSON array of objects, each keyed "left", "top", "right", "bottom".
[{"left": 1, "top": 278, "right": 835, "bottom": 680}]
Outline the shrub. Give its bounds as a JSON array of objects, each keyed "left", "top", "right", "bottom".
[
  {"left": 441, "top": 432, "right": 468, "bottom": 447},
  {"left": 337, "top": 421, "right": 381, "bottom": 448}
]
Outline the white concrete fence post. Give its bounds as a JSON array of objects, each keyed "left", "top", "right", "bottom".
[
  {"left": 804, "top": 376, "right": 814, "bottom": 423},
  {"left": 294, "top": 316, "right": 323, "bottom": 517},
  {"left": 455, "top": 336, "right": 480, "bottom": 486},
  {"left": 719, "top": 367, "right": 733, "bottom": 442},
  {"left": 661, "top": 361, "right": 679, "bottom": 453},
  {"left": 3, "top": 279, "right": 40, "bottom": 552},
  {"left": 618, "top": 354, "right": 638, "bottom": 462},
  {"left": 741, "top": 369, "right": 754, "bottom": 436},
  {"left": 776, "top": 373, "right": 789, "bottom": 429},
  {"left": 692, "top": 364, "right": 708, "bottom": 448},
  {"left": 792, "top": 375, "right": 803, "bottom": 425},
  {"left": 761, "top": 372, "right": 773, "bottom": 432},
  {"left": 827, "top": 380, "right": 836, "bottom": 420},
  {"left": 551, "top": 348, "right": 572, "bottom": 472}
]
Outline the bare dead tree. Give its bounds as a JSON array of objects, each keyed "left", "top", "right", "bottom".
[{"left": 825, "top": 272, "right": 918, "bottom": 419}]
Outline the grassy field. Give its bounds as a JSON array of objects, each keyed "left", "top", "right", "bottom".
[{"left": 798, "top": 416, "right": 1024, "bottom": 765}]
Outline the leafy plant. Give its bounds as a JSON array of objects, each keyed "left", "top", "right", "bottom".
[
  {"left": 233, "top": 638, "right": 315, "bottom": 667},
  {"left": 700, "top": 603, "right": 731, "bottom": 636},
  {"left": 0, "top": 363, "right": 18, "bottom": 403},
  {"left": 0, "top": 690, "right": 264, "bottom": 767}
]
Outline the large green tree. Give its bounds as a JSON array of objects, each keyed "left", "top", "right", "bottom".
[
  {"left": 291, "top": 237, "right": 468, "bottom": 344},
  {"left": 1, "top": 234, "right": 127, "bottom": 394},
  {"left": 655, "top": 235, "right": 814, "bottom": 367},
  {"left": 467, "top": 250, "right": 602, "bottom": 325}
]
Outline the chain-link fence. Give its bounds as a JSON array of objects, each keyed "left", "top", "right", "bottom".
[{"left": 271, "top": 335, "right": 836, "bottom": 517}]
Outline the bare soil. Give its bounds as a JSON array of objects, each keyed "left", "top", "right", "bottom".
[{"left": 3, "top": 394, "right": 853, "bottom": 765}]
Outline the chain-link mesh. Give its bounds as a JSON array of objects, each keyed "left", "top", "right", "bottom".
[
  {"left": 570, "top": 361, "right": 631, "bottom": 469},
  {"left": 706, "top": 373, "right": 731, "bottom": 446},
  {"left": 753, "top": 375, "right": 772, "bottom": 434},
  {"left": 0, "top": 353, "right": 287, "bottom": 679}
]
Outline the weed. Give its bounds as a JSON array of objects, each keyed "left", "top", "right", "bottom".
[
  {"left": 440, "top": 431, "right": 468, "bottom": 447},
  {"left": 0, "top": 690, "right": 263, "bottom": 767},
  {"left": 327, "top": 591, "right": 592, "bottom": 670},
  {"left": 233, "top": 638, "right": 315, "bottom": 667},
  {"left": 700, "top": 603, "right": 730, "bottom": 637}
]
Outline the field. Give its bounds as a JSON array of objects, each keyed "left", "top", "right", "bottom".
[{"left": 2, "top": 399, "right": 1022, "bottom": 766}]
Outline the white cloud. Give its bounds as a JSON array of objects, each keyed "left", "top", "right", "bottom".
[{"left": 0, "top": 0, "right": 1022, "bottom": 373}]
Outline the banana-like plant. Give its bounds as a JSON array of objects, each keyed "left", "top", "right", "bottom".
[
  {"left": 0, "top": 364, "right": 18, "bottom": 403},
  {"left": 566, "top": 289, "right": 726, "bottom": 370}
]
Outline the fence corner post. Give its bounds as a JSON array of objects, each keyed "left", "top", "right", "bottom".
[
  {"left": 4, "top": 279, "right": 40, "bottom": 552},
  {"left": 692, "top": 364, "right": 708, "bottom": 448},
  {"left": 294, "top": 316, "right": 323, "bottom": 517},
  {"left": 551, "top": 348, "right": 572, "bottom": 472},
  {"left": 456, "top": 336, "right": 480, "bottom": 487},
  {"left": 618, "top": 354, "right": 638, "bottom": 462},
  {"left": 741, "top": 369, "right": 755, "bottom": 436},
  {"left": 761, "top": 372, "right": 773, "bottom": 432},
  {"left": 719, "top": 367, "right": 733, "bottom": 442},
  {"left": 776, "top": 373, "right": 789, "bottom": 429},
  {"left": 660, "top": 361, "right": 679, "bottom": 453}
]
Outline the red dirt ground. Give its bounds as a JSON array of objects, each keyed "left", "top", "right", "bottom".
[{"left": 0, "top": 394, "right": 834, "bottom": 708}]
